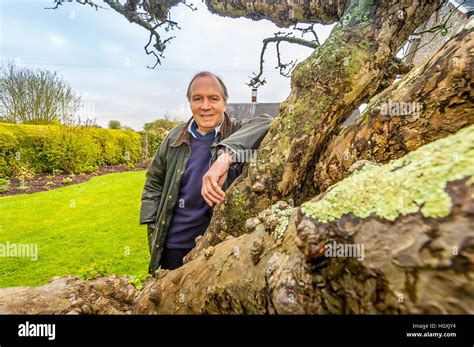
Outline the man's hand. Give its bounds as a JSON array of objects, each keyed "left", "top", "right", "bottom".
[{"left": 201, "top": 151, "right": 232, "bottom": 206}]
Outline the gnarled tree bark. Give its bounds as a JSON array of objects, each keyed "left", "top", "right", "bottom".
[
  {"left": 188, "top": 0, "right": 445, "bottom": 256},
  {"left": 205, "top": 0, "right": 348, "bottom": 26}
]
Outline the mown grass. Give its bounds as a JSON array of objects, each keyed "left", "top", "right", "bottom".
[{"left": 0, "top": 171, "right": 150, "bottom": 288}]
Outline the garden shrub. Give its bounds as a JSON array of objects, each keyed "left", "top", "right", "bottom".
[
  {"left": 0, "top": 125, "right": 18, "bottom": 177},
  {"left": 0, "top": 178, "right": 10, "bottom": 193},
  {"left": 113, "top": 129, "right": 142, "bottom": 165},
  {"left": 0, "top": 123, "right": 143, "bottom": 177},
  {"left": 44, "top": 125, "right": 101, "bottom": 173},
  {"left": 13, "top": 125, "right": 52, "bottom": 173}
]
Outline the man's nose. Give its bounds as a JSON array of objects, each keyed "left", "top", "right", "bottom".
[{"left": 201, "top": 99, "right": 211, "bottom": 109}]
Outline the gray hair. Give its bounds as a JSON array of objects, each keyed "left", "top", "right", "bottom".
[{"left": 186, "top": 71, "right": 228, "bottom": 102}]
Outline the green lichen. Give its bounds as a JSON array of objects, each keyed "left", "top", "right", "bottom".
[
  {"left": 303, "top": 123, "right": 313, "bottom": 135},
  {"left": 232, "top": 188, "right": 246, "bottom": 206},
  {"left": 301, "top": 125, "right": 474, "bottom": 222},
  {"left": 465, "top": 17, "right": 474, "bottom": 30},
  {"left": 270, "top": 204, "right": 295, "bottom": 240},
  {"left": 231, "top": 188, "right": 252, "bottom": 222},
  {"left": 343, "top": 48, "right": 369, "bottom": 80},
  {"left": 347, "top": 0, "right": 376, "bottom": 26}
]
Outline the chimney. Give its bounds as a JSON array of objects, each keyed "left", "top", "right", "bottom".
[{"left": 251, "top": 88, "right": 257, "bottom": 103}]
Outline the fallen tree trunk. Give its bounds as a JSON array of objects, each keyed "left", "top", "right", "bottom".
[
  {"left": 1, "top": 124, "right": 473, "bottom": 314},
  {"left": 0, "top": 275, "right": 137, "bottom": 314}
]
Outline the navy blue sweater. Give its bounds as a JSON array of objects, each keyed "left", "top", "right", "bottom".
[{"left": 164, "top": 130, "right": 215, "bottom": 249}]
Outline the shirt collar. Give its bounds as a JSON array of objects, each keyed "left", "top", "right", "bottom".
[{"left": 187, "top": 115, "right": 224, "bottom": 139}]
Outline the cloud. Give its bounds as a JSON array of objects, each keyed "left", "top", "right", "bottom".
[
  {"left": 100, "top": 41, "right": 124, "bottom": 55},
  {"left": 48, "top": 34, "right": 67, "bottom": 48}
]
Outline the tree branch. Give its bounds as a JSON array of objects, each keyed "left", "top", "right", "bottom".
[
  {"left": 293, "top": 24, "right": 320, "bottom": 45},
  {"left": 402, "top": 0, "right": 464, "bottom": 61},
  {"left": 248, "top": 34, "right": 319, "bottom": 88},
  {"left": 45, "top": 0, "right": 105, "bottom": 10},
  {"left": 205, "top": 0, "right": 349, "bottom": 27}
]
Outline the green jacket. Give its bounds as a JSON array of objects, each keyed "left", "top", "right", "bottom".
[{"left": 140, "top": 112, "right": 272, "bottom": 274}]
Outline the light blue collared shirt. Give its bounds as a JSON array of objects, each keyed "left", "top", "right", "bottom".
[{"left": 187, "top": 115, "right": 224, "bottom": 139}]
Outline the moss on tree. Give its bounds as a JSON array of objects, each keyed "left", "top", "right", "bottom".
[{"left": 302, "top": 124, "right": 474, "bottom": 222}]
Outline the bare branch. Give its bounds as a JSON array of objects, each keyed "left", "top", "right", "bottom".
[
  {"left": 293, "top": 24, "right": 320, "bottom": 45},
  {"left": 413, "top": 0, "right": 463, "bottom": 36},
  {"left": 144, "top": 31, "right": 162, "bottom": 69},
  {"left": 275, "top": 41, "right": 297, "bottom": 77},
  {"left": 45, "top": 0, "right": 105, "bottom": 10},
  {"left": 247, "top": 34, "right": 319, "bottom": 88},
  {"left": 402, "top": 0, "right": 464, "bottom": 61},
  {"left": 180, "top": 1, "right": 197, "bottom": 11}
]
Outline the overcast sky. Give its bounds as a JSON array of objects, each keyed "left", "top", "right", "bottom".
[{"left": 0, "top": 0, "right": 335, "bottom": 130}]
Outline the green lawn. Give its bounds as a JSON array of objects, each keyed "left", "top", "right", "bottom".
[{"left": 0, "top": 171, "right": 150, "bottom": 288}]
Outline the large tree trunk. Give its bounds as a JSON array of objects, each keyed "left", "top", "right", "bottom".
[
  {"left": 2, "top": 1, "right": 472, "bottom": 314},
  {"left": 2, "top": 123, "right": 473, "bottom": 314},
  {"left": 191, "top": 0, "right": 445, "bottom": 252}
]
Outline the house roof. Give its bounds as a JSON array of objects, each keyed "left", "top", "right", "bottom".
[
  {"left": 226, "top": 103, "right": 280, "bottom": 118},
  {"left": 449, "top": 0, "right": 474, "bottom": 15}
]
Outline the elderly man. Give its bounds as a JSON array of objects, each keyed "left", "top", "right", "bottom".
[{"left": 140, "top": 71, "right": 272, "bottom": 274}]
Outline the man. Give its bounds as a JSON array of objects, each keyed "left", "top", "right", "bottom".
[{"left": 140, "top": 71, "right": 272, "bottom": 274}]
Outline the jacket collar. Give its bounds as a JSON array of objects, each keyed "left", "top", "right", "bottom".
[{"left": 170, "top": 112, "right": 231, "bottom": 148}]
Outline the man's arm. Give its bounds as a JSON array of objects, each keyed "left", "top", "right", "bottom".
[
  {"left": 201, "top": 113, "right": 272, "bottom": 206},
  {"left": 218, "top": 113, "right": 273, "bottom": 154},
  {"left": 140, "top": 134, "right": 170, "bottom": 226}
]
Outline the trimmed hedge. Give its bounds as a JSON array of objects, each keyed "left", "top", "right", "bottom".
[{"left": 0, "top": 123, "right": 142, "bottom": 177}]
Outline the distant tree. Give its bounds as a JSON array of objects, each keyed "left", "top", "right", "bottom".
[
  {"left": 108, "top": 120, "right": 121, "bottom": 129},
  {"left": 0, "top": 62, "right": 81, "bottom": 125},
  {"left": 143, "top": 117, "right": 181, "bottom": 132}
]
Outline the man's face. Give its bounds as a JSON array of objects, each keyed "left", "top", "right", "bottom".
[{"left": 189, "top": 76, "right": 227, "bottom": 134}]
